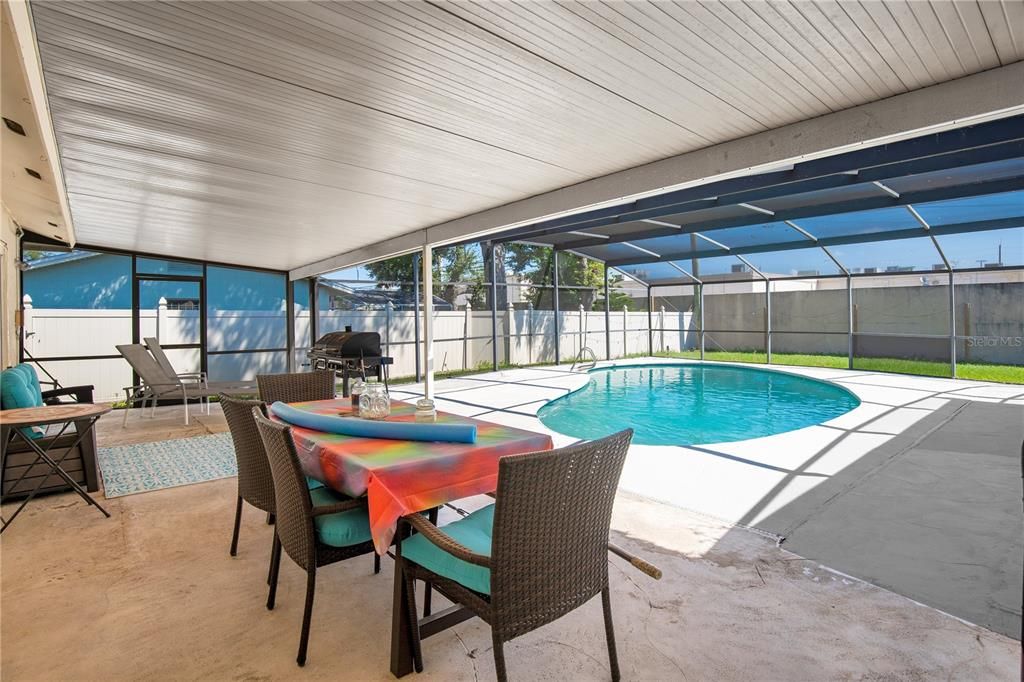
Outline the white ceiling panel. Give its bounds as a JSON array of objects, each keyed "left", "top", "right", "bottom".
[{"left": 27, "top": 0, "right": 1024, "bottom": 272}]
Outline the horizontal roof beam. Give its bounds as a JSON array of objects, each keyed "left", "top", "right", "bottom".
[
  {"left": 605, "top": 216, "right": 1024, "bottom": 267},
  {"left": 558, "top": 175, "right": 1024, "bottom": 250}
]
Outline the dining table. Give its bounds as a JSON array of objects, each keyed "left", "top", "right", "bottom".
[
  {"left": 273, "top": 397, "right": 556, "bottom": 676},
  {"left": 275, "top": 398, "right": 554, "bottom": 555}
]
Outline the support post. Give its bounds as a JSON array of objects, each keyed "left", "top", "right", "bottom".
[
  {"left": 528, "top": 301, "right": 534, "bottom": 365},
  {"left": 552, "top": 250, "right": 560, "bottom": 365},
  {"left": 847, "top": 275, "right": 854, "bottom": 369},
  {"left": 385, "top": 301, "right": 393, "bottom": 360},
  {"left": 490, "top": 243, "right": 499, "bottom": 371},
  {"left": 286, "top": 279, "right": 295, "bottom": 372},
  {"left": 949, "top": 270, "right": 957, "bottom": 378},
  {"left": 506, "top": 301, "right": 514, "bottom": 368},
  {"left": 622, "top": 305, "right": 628, "bottom": 357},
  {"left": 157, "top": 297, "right": 167, "bottom": 343},
  {"left": 647, "top": 285, "right": 654, "bottom": 357},
  {"left": 309, "top": 278, "right": 319, "bottom": 354},
  {"left": 660, "top": 305, "right": 665, "bottom": 353},
  {"left": 413, "top": 252, "right": 421, "bottom": 382},
  {"left": 604, "top": 266, "right": 611, "bottom": 361},
  {"left": 422, "top": 245, "right": 434, "bottom": 398},
  {"left": 20, "top": 294, "right": 33, "bottom": 359},
  {"left": 463, "top": 303, "right": 472, "bottom": 371},
  {"left": 579, "top": 304, "right": 585, "bottom": 358},
  {"left": 765, "top": 278, "right": 772, "bottom": 364},
  {"left": 698, "top": 284, "right": 705, "bottom": 360}
]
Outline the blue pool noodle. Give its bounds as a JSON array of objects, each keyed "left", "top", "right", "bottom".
[{"left": 270, "top": 402, "right": 477, "bottom": 444}]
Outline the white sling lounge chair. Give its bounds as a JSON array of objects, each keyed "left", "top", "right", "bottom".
[
  {"left": 116, "top": 344, "right": 257, "bottom": 426},
  {"left": 144, "top": 337, "right": 211, "bottom": 412},
  {"left": 144, "top": 337, "right": 207, "bottom": 383}
]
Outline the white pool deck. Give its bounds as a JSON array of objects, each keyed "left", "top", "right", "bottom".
[{"left": 391, "top": 357, "right": 1024, "bottom": 532}]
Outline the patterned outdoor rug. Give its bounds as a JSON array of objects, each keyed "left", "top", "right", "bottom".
[{"left": 97, "top": 433, "right": 237, "bottom": 498}]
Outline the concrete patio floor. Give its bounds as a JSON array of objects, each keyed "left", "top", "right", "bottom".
[{"left": 1, "top": 360, "right": 1020, "bottom": 680}]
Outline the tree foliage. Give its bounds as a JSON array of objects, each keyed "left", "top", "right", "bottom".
[
  {"left": 502, "top": 244, "right": 638, "bottom": 311},
  {"left": 363, "top": 243, "right": 639, "bottom": 311},
  {"left": 363, "top": 245, "right": 485, "bottom": 308}
]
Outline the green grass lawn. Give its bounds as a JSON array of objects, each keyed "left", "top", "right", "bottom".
[
  {"left": 387, "top": 351, "right": 1023, "bottom": 386},
  {"left": 650, "top": 349, "right": 1024, "bottom": 385}
]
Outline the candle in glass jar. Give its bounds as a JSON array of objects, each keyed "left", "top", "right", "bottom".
[{"left": 350, "top": 378, "right": 366, "bottom": 410}]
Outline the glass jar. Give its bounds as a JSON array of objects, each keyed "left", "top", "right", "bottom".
[
  {"left": 359, "top": 379, "right": 391, "bottom": 420},
  {"left": 414, "top": 398, "right": 436, "bottom": 423},
  {"left": 350, "top": 378, "right": 366, "bottom": 410}
]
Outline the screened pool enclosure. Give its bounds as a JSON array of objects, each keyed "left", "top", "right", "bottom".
[{"left": 18, "top": 117, "right": 1024, "bottom": 399}]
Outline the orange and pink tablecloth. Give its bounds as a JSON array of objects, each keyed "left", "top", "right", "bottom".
[{"left": 278, "top": 399, "right": 553, "bottom": 554}]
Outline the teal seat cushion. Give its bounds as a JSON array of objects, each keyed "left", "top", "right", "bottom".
[
  {"left": 309, "top": 487, "right": 373, "bottom": 547},
  {"left": 2, "top": 366, "right": 36, "bottom": 409},
  {"left": 1, "top": 366, "right": 44, "bottom": 439},
  {"left": 402, "top": 503, "right": 495, "bottom": 595},
  {"left": 20, "top": 364, "right": 44, "bottom": 406},
  {"left": 305, "top": 476, "right": 325, "bottom": 491}
]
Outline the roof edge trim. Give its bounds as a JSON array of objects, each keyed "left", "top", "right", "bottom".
[{"left": 6, "top": 0, "right": 75, "bottom": 246}]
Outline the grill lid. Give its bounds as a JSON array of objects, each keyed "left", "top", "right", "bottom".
[{"left": 310, "top": 331, "right": 381, "bottom": 358}]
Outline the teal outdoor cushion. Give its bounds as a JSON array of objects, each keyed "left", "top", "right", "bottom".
[
  {"left": 402, "top": 503, "right": 495, "bottom": 595},
  {"left": 309, "top": 487, "right": 373, "bottom": 548},
  {"left": 1, "top": 366, "right": 37, "bottom": 409},
  {"left": 1, "top": 366, "right": 45, "bottom": 439},
  {"left": 19, "top": 364, "right": 43, "bottom": 406},
  {"left": 305, "top": 477, "right": 325, "bottom": 491}
]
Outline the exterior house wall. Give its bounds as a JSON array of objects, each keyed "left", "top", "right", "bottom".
[{"left": 23, "top": 253, "right": 132, "bottom": 308}]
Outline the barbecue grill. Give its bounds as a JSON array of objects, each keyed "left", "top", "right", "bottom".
[{"left": 307, "top": 328, "right": 393, "bottom": 396}]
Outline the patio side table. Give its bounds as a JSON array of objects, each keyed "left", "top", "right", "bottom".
[{"left": 0, "top": 403, "right": 112, "bottom": 532}]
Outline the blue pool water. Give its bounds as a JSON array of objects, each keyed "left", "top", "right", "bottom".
[{"left": 538, "top": 364, "right": 860, "bottom": 446}]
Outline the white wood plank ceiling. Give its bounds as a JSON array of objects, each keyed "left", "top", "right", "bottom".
[{"left": 30, "top": 0, "right": 1024, "bottom": 272}]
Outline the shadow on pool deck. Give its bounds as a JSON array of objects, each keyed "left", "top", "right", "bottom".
[{"left": 747, "top": 399, "right": 1024, "bottom": 639}]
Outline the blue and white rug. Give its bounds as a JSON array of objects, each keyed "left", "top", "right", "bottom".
[{"left": 97, "top": 433, "right": 237, "bottom": 498}]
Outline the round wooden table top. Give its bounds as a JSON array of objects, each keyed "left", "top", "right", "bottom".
[{"left": 0, "top": 403, "right": 113, "bottom": 427}]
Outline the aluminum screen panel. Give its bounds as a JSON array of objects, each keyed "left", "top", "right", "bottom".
[{"left": 912, "top": 190, "right": 1024, "bottom": 226}]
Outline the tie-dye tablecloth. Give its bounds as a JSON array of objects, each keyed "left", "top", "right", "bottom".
[{"left": 279, "top": 399, "right": 553, "bottom": 554}]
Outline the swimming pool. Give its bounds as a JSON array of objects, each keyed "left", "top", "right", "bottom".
[{"left": 537, "top": 364, "right": 860, "bottom": 446}]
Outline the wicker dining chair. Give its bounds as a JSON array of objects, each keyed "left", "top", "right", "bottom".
[
  {"left": 255, "top": 370, "right": 380, "bottom": 576},
  {"left": 220, "top": 394, "right": 346, "bottom": 559},
  {"left": 252, "top": 409, "right": 379, "bottom": 667},
  {"left": 220, "top": 395, "right": 276, "bottom": 558},
  {"left": 256, "top": 370, "right": 335, "bottom": 405},
  {"left": 394, "top": 428, "right": 634, "bottom": 682}
]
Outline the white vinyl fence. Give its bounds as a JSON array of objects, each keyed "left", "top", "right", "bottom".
[
  {"left": 316, "top": 306, "right": 694, "bottom": 377},
  {"left": 22, "top": 296, "right": 692, "bottom": 401}
]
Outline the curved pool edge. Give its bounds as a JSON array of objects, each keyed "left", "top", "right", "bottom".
[
  {"left": 394, "top": 361, "right": 1000, "bottom": 530},
  {"left": 537, "top": 359, "right": 864, "bottom": 447},
  {"left": 593, "top": 358, "right": 869, "bottom": 425}
]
